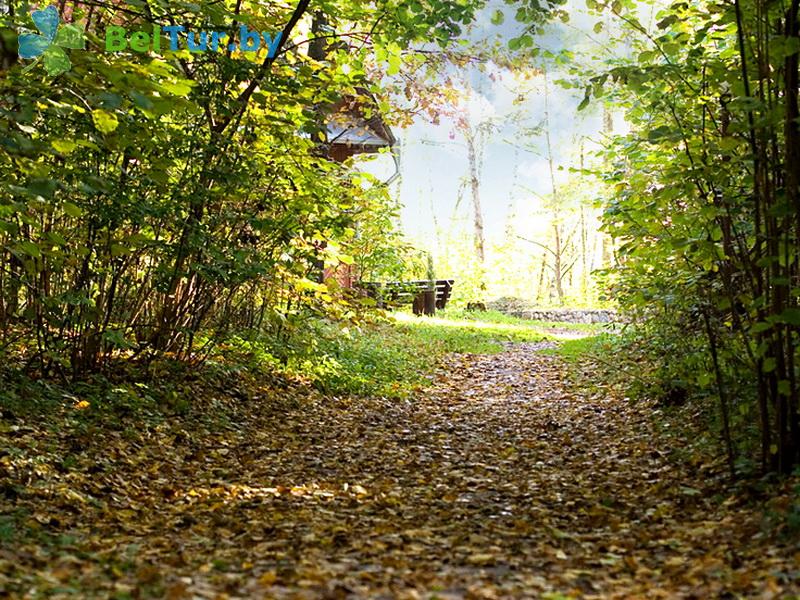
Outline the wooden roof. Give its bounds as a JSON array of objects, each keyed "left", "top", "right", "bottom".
[{"left": 326, "top": 91, "right": 396, "bottom": 155}]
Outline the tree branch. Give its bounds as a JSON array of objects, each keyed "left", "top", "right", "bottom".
[{"left": 214, "top": 0, "right": 312, "bottom": 134}]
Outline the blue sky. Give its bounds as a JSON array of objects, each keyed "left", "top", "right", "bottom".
[{"left": 361, "top": 0, "right": 628, "bottom": 249}]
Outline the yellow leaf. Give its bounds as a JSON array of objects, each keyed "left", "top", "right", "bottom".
[
  {"left": 665, "top": 556, "right": 685, "bottom": 567},
  {"left": 92, "top": 109, "right": 119, "bottom": 134},
  {"left": 52, "top": 140, "right": 78, "bottom": 154},
  {"left": 466, "top": 553, "right": 495, "bottom": 565},
  {"left": 258, "top": 570, "right": 278, "bottom": 585}
]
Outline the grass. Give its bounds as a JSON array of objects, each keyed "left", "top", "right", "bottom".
[
  {"left": 433, "top": 308, "right": 609, "bottom": 333},
  {"left": 304, "top": 310, "right": 610, "bottom": 399},
  {"left": 252, "top": 312, "right": 560, "bottom": 399},
  {"left": 540, "top": 333, "right": 615, "bottom": 362},
  {"left": 222, "top": 310, "right": 608, "bottom": 400},
  {"left": 211, "top": 310, "right": 604, "bottom": 398},
  {"left": 0, "top": 310, "right": 614, "bottom": 419},
  {"left": 392, "top": 311, "right": 553, "bottom": 353}
]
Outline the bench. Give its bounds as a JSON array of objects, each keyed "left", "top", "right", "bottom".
[{"left": 361, "top": 280, "right": 454, "bottom": 315}]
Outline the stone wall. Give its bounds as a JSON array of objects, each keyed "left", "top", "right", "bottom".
[
  {"left": 486, "top": 298, "right": 617, "bottom": 323},
  {"left": 508, "top": 309, "right": 616, "bottom": 324}
]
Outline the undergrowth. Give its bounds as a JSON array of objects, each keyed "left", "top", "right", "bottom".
[
  {"left": 0, "top": 311, "right": 568, "bottom": 419},
  {"left": 220, "top": 311, "right": 563, "bottom": 399},
  {"left": 543, "top": 326, "right": 800, "bottom": 537}
]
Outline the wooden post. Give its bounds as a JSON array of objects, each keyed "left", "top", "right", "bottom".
[
  {"left": 423, "top": 290, "right": 436, "bottom": 316},
  {"left": 425, "top": 252, "right": 436, "bottom": 316},
  {"left": 412, "top": 293, "right": 424, "bottom": 315}
]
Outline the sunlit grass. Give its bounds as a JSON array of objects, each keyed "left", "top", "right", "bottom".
[
  {"left": 394, "top": 311, "right": 553, "bottom": 333},
  {"left": 393, "top": 310, "right": 605, "bottom": 340},
  {"left": 391, "top": 312, "right": 549, "bottom": 355},
  {"left": 272, "top": 311, "right": 582, "bottom": 399},
  {"left": 540, "top": 334, "right": 613, "bottom": 361},
  {"left": 1, "top": 312, "right": 615, "bottom": 418}
]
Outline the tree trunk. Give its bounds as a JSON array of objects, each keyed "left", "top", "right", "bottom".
[{"left": 464, "top": 126, "right": 485, "bottom": 265}]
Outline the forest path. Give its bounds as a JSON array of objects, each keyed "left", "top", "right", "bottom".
[
  {"left": 5, "top": 342, "right": 794, "bottom": 598},
  {"left": 173, "top": 342, "right": 788, "bottom": 598}
]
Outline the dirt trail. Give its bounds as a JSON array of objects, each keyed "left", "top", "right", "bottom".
[{"left": 3, "top": 344, "right": 796, "bottom": 598}]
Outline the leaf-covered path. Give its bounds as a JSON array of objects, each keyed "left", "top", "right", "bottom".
[{"left": 3, "top": 343, "right": 797, "bottom": 598}]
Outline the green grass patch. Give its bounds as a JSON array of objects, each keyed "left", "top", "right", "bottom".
[
  {"left": 431, "top": 308, "right": 607, "bottom": 333},
  {"left": 1, "top": 312, "right": 609, "bottom": 415},
  {"left": 392, "top": 312, "right": 554, "bottom": 354},
  {"left": 539, "top": 333, "right": 625, "bottom": 399},
  {"left": 220, "top": 311, "right": 585, "bottom": 400},
  {"left": 301, "top": 310, "right": 615, "bottom": 399},
  {"left": 540, "top": 334, "right": 614, "bottom": 362}
]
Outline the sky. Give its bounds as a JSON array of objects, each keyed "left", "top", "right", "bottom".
[{"left": 359, "top": 0, "right": 633, "bottom": 251}]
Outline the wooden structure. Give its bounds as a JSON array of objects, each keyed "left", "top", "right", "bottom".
[
  {"left": 327, "top": 94, "right": 397, "bottom": 162},
  {"left": 362, "top": 280, "right": 455, "bottom": 315},
  {"left": 320, "top": 92, "right": 398, "bottom": 289}
]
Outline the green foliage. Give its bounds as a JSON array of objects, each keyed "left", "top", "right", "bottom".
[
  {"left": 0, "top": 0, "right": 496, "bottom": 377},
  {"left": 569, "top": 0, "right": 800, "bottom": 474},
  {"left": 541, "top": 333, "right": 611, "bottom": 363},
  {"left": 212, "top": 311, "right": 563, "bottom": 399}
]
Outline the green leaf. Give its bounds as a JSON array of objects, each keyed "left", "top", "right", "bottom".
[
  {"left": 62, "top": 202, "right": 83, "bottom": 217},
  {"left": 27, "top": 179, "right": 57, "bottom": 198},
  {"left": 657, "top": 15, "right": 679, "bottom": 29},
  {"left": 54, "top": 24, "right": 85, "bottom": 49},
  {"left": 76, "top": 139, "right": 101, "bottom": 151},
  {"left": 751, "top": 321, "right": 772, "bottom": 333},
  {"left": 92, "top": 109, "right": 119, "bottom": 134},
  {"left": 52, "top": 140, "right": 78, "bottom": 154},
  {"left": 130, "top": 91, "right": 155, "bottom": 111},
  {"left": 647, "top": 126, "right": 680, "bottom": 143},
  {"left": 18, "top": 241, "right": 41, "bottom": 258},
  {"left": 102, "top": 329, "right": 135, "bottom": 349},
  {"left": 638, "top": 50, "right": 657, "bottom": 62},
  {"left": 718, "top": 137, "right": 739, "bottom": 152},
  {"left": 43, "top": 46, "right": 71, "bottom": 76},
  {"left": 159, "top": 80, "right": 193, "bottom": 97},
  {"left": 387, "top": 53, "right": 401, "bottom": 76},
  {"left": 110, "top": 243, "right": 130, "bottom": 257},
  {"left": 491, "top": 9, "right": 505, "bottom": 25},
  {"left": 777, "top": 308, "right": 800, "bottom": 326}
]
